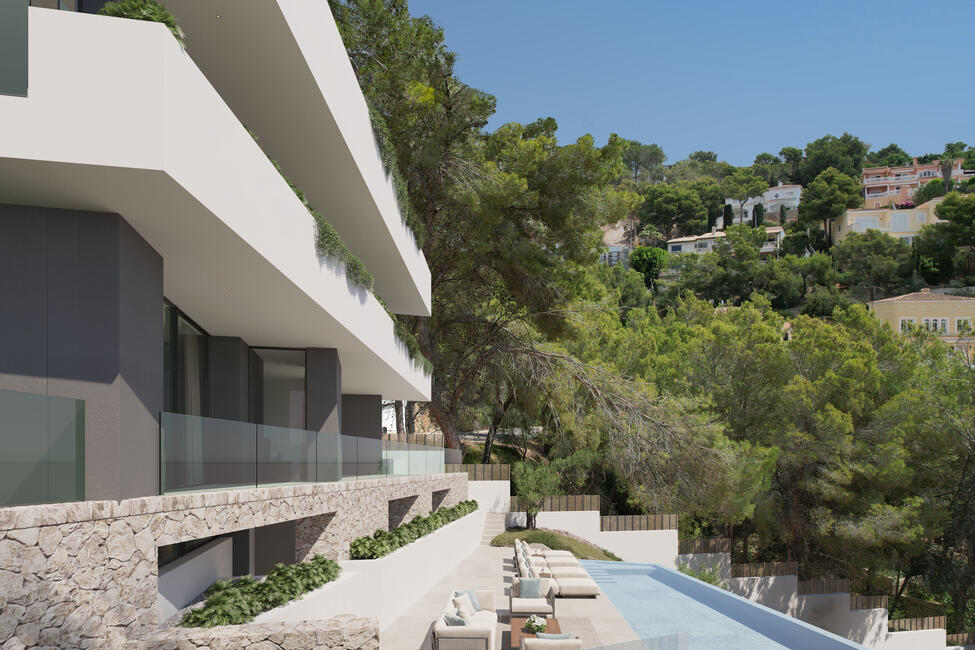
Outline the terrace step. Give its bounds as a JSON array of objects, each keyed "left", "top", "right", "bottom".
[{"left": 480, "top": 512, "right": 507, "bottom": 544}]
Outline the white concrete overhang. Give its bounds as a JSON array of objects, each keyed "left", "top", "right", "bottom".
[
  {"left": 162, "top": 0, "right": 432, "bottom": 317},
  {"left": 0, "top": 9, "right": 430, "bottom": 401}
]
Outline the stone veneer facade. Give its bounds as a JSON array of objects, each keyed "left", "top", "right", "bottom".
[
  {"left": 134, "top": 616, "right": 378, "bottom": 650},
  {"left": 0, "top": 473, "right": 466, "bottom": 649}
]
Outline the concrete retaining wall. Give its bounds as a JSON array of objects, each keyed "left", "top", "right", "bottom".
[
  {"left": 677, "top": 551, "right": 731, "bottom": 582},
  {"left": 255, "top": 508, "right": 486, "bottom": 630},
  {"left": 467, "top": 480, "right": 510, "bottom": 513},
  {"left": 157, "top": 536, "right": 233, "bottom": 623},
  {"left": 506, "top": 510, "right": 678, "bottom": 565}
]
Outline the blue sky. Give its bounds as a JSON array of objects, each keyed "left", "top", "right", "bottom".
[{"left": 408, "top": 0, "right": 973, "bottom": 166}]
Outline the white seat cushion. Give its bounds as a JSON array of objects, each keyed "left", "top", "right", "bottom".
[
  {"left": 510, "top": 597, "right": 554, "bottom": 615},
  {"left": 549, "top": 566, "right": 589, "bottom": 578}
]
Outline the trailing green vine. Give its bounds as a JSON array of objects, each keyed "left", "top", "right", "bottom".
[
  {"left": 180, "top": 555, "right": 340, "bottom": 627},
  {"left": 251, "top": 132, "right": 430, "bottom": 373},
  {"left": 98, "top": 0, "right": 184, "bottom": 42},
  {"left": 367, "top": 104, "right": 424, "bottom": 248},
  {"left": 349, "top": 500, "right": 478, "bottom": 559}
]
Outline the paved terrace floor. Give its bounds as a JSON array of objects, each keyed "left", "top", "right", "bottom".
[{"left": 382, "top": 544, "right": 640, "bottom": 649}]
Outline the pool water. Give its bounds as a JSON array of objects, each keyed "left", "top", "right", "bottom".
[{"left": 582, "top": 561, "right": 855, "bottom": 650}]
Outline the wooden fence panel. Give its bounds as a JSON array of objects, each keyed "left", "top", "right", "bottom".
[
  {"left": 850, "top": 595, "right": 888, "bottom": 610},
  {"left": 599, "top": 514, "right": 677, "bottom": 531},
  {"left": 678, "top": 538, "right": 731, "bottom": 554},
  {"left": 445, "top": 464, "right": 510, "bottom": 481},
  {"left": 888, "top": 616, "right": 946, "bottom": 632},
  {"left": 947, "top": 632, "right": 975, "bottom": 645},
  {"left": 730, "top": 562, "right": 798, "bottom": 578},
  {"left": 509, "top": 494, "right": 600, "bottom": 512},
  {"left": 797, "top": 578, "right": 851, "bottom": 595}
]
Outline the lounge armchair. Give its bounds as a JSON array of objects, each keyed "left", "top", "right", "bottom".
[
  {"left": 523, "top": 637, "right": 583, "bottom": 650},
  {"left": 510, "top": 576, "right": 556, "bottom": 618},
  {"left": 433, "top": 589, "right": 498, "bottom": 650}
]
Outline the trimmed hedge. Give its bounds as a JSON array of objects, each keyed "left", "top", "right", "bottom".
[
  {"left": 179, "top": 555, "right": 341, "bottom": 628},
  {"left": 349, "top": 500, "right": 478, "bottom": 560}
]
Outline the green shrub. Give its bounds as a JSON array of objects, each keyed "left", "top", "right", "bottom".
[
  {"left": 349, "top": 500, "right": 478, "bottom": 559},
  {"left": 180, "top": 555, "right": 340, "bottom": 627},
  {"left": 98, "top": 0, "right": 183, "bottom": 41},
  {"left": 489, "top": 528, "right": 621, "bottom": 561},
  {"left": 678, "top": 562, "right": 727, "bottom": 588}
]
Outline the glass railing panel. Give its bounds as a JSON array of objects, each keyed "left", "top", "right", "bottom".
[
  {"left": 317, "top": 430, "right": 342, "bottom": 482},
  {"left": 0, "top": 389, "right": 84, "bottom": 507},
  {"left": 160, "top": 412, "right": 256, "bottom": 492},
  {"left": 355, "top": 436, "right": 383, "bottom": 479},
  {"left": 257, "top": 424, "right": 316, "bottom": 486},
  {"left": 340, "top": 434, "right": 359, "bottom": 479}
]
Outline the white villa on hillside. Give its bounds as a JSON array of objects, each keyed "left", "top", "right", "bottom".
[
  {"left": 668, "top": 225, "right": 785, "bottom": 258},
  {"left": 724, "top": 182, "right": 801, "bottom": 226}
]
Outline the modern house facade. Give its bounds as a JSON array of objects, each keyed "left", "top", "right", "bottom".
[
  {"left": 833, "top": 197, "right": 944, "bottom": 245},
  {"left": 723, "top": 182, "right": 801, "bottom": 225},
  {"left": 0, "top": 3, "right": 466, "bottom": 647},
  {"left": 862, "top": 157, "right": 974, "bottom": 208}
]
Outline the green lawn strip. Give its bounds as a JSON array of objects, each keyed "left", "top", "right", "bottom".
[
  {"left": 490, "top": 528, "right": 622, "bottom": 562},
  {"left": 179, "top": 555, "right": 341, "bottom": 627},
  {"left": 349, "top": 500, "right": 479, "bottom": 560}
]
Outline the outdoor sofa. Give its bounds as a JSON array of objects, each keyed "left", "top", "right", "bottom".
[{"left": 433, "top": 589, "right": 498, "bottom": 650}]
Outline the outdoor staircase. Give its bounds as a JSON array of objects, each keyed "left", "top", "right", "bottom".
[{"left": 481, "top": 512, "right": 507, "bottom": 545}]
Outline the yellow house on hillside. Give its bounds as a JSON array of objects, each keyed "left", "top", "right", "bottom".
[
  {"left": 834, "top": 197, "right": 944, "bottom": 246},
  {"left": 869, "top": 288, "right": 975, "bottom": 355}
]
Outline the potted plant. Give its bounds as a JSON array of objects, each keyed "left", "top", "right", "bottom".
[{"left": 524, "top": 615, "right": 547, "bottom": 633}]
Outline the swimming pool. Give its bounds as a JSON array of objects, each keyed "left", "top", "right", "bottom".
[{"left": 581, "top": 561, "right": 868, "bottom": 650}]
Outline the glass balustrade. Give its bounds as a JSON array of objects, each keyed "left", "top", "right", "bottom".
[
  {"left": 0, "top": 389, "right": 85, "bottom": 507},
  {"left": 159, "top": 412, "right": 452, "bottom": 493}
]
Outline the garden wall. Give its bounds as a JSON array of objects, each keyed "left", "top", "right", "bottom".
[
  {"left": 157, "top": 536, "right": 233, "bottom": 623},
  {"left": 677, "top": 551, "right": 731, "bottom": 582},
  {"left": 467, "top": 480, "right": 511, "bottom": 513},
  {"left": 134, "top": 615, "right": 377, "bottom": 649},
  {"left": 255, "top": 508, "right": 486, "bottom": 629}
]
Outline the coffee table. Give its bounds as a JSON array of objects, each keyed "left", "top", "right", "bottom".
[{"left": 510, "top": 617, "right": 562, "bottom": 649}]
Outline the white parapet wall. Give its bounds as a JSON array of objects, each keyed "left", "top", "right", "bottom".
[
  {"left": 728, "top": 575, "right": 951, "bottom": 650},
  {"left": 506, "top": 510, "right": 678, "bottom": 566},
  {"left": 255, "top": 508, "right": 486, "bottom": 630},
  {"left": 157, "top": 536, "right": 234, "bottom": 624},
  {"left": 467, "top": 480, "right": 511, "bottom": 513}
]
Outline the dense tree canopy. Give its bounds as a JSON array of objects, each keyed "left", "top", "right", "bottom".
[{"left": 798, "top": 167, "right": 863, "bottom": 244}]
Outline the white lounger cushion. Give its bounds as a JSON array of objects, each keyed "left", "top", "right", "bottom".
[
  {"left": 543, "top": 550, "right": 575, "bottom": 557},
  {"left": 510, "top": 597, "right": 554, "bottom": 615},
  {"left": 555, "top": 578, "right": 600, "bottom": 597},
  {"left": 548, "top": 566, "right": 590, "bottom": 578},
  {"left": 544, "top": 557, "right": 580, "bottom": 567}
]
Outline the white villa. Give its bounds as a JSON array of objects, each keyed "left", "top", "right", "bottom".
[{"left": 723, "top": 182, "right": 802, "bottom": 226}]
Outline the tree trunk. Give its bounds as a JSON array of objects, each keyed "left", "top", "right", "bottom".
[
  {"left": 482, "top": 391, "right": 514, "bottom": 464},
  {"left": 428, "top": 397, "right": 461, "bottom": 450},
  {"left": 891, "top": 571, "right": 910, "bottom": 614},
  {"left": 394, "top": 401, "right": 404, "bottom": 436},
  {"left": 405, "top": 401, "right": 416, "bottom": 436}
]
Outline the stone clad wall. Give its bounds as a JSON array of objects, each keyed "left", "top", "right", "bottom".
[
  {"left": 134, "top": 616, "right": 378, "bottom": 650},
  {"left": 0, "top": 474, "right": 466, "bottom": 649}
]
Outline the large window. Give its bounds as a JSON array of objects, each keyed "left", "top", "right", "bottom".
[
  {"left": 250, "top": 348, "right": 306, "bottom": 429},
  {"left": 163, "top": 301, "right": 208, "bottom": 417}
]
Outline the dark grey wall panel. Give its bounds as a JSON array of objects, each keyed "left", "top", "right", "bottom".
[
  {"left": 0, "top": 204, "right": 164, "bottom": 500},
  {"left": 254, "top": 521, "right": 295, "bottom": 575},
  {"left": 208, "top": 337, "right": 250, "bottom": 422},
  {"left": 341, "top": 394, "right": 382, "bottom": 439},
  {"left": 117, "top": 219, "right": 163, "bottom": 498},
  {"left": 0, "top": 205, "right": 47, "bottom": 394},
  {"left": 0, "top": 1, "right": 28, "bottom": 97},
  {"left": 306, "top": 348, "right": 340, "bottom": 434}
]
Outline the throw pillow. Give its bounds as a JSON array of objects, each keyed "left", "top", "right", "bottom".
[
  {"left": 453, "top": 589, "right": 482, "bottom": 611},
  {"left": 452, "top": 593, "right": 475, "bottom": 621},
  {"left": 519, "top": 577, "right": 543, "bottom": 599},
  {"left": 443, "top": 608, "right": 467, "bottom": 626},
  {"left": 537, "top": 632, "right": 572, "bottom": 640}
]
